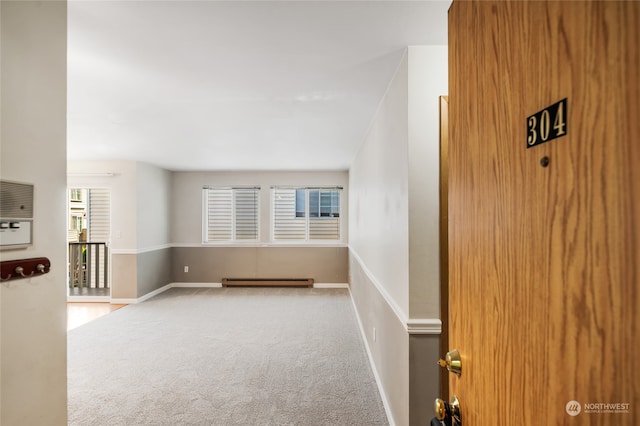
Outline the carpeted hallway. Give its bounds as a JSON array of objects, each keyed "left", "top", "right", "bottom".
[{"left": 68, "top": 287, "right": 388, "bottom": 425}]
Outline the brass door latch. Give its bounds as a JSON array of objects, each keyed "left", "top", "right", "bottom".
[{"left": 437, "top": 349, "right": 462, "bottom": 376}]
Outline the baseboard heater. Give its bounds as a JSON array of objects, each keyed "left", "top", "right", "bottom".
[{"left": 222, "top": 278, "right": 314, "bottom": 288}]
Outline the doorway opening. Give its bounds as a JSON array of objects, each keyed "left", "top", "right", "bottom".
[{"left": 67, "top": 188, "right": 111, "bottom": 301}]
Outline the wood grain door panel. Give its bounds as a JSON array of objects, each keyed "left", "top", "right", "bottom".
[{"left": 448, "top": 1, "right": 639, "bottom": 424}]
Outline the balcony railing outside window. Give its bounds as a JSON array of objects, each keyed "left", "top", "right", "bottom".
[{"left": 69, "top": 242, "right": 109, "bottom": 296}]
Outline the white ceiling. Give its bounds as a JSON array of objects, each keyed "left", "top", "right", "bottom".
[{"left": 67, "top": 1, "right": 450, "bottom": 171}]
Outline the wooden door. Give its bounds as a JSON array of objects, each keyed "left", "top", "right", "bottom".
[
  {"left": 439, "top": 95, "right": 450, "bottom": 400},
  {"left": 448, "top": 1, "right": 639, "bottom": 425}
]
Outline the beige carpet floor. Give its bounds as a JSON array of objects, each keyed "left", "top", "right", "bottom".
[{"left": 68, "top": 287, "right": 388, "bottom": 425}]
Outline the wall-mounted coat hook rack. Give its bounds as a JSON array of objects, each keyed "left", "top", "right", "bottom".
[{"left": 0, "top": 257, "right": 51, "bottom": 282}]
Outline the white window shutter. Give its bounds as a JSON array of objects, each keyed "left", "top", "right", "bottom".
[
  {"left": 205, "top": 187, "right": 259, "bottom": 242},
  {"left": 309, "top": 217, "right": 339, "bottom": 240},
  {"left": 273, "top": 188, "right": 306, "bottom": 240},
  {"left": 206, "top": 189, "right": 233, "bottom": 241},
  {"left": 88, "top": 188, "right": 110, "bottom": 243},
  {"left": 234, "top": 189, "right": 259, "bottom": 240}
]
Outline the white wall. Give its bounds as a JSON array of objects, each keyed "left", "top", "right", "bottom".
[
  {"left": 68, "top": 161, "right": 172, "bottom": 299},
  {"left": 348, "top": 51, "right": 410, "bottom": 425},
  {"left": 349, "top": 46, "right": 448, "bottom": 323},
  {"left": 68, "top": 160, "right": 137, "bottom": 250},
  {"left": 136, "top": 162, "right": 171, "bottom": 249},
  {"left": 348, "top": 46, "right": 448, "bottom": 425},
  {"left": 68, "top": 160, "right": 172, "bottom": 251},
  {"left": 407, "top": 45, "right": 448, "bottom": 319},
  {"left": 0, "top": 1, "right": 68, "bottom": 424},
  {"left": 171, "top": 171, "right": 348, "bottom": 245},
  {"left": 349, "top": 51, "right": 410, "bottom": 318}
]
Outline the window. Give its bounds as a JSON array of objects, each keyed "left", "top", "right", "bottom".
[
  {"left": 308, "top": 189, "right": 340, "bottom": 218},
  {"left": 69, "top": 188, "right": 84, "bottom": 202},
  {"left": 273, "top": 187, "right": 341, "bottom": 241},
  {"left": 69, "top": 213, "right": 84, "bottom": 231},
  {"left": 203, "top": 187, "right": 260, "bottom": 242}
]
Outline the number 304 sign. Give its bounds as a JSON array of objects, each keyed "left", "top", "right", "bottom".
[{"left": 527, "top": 98, "right": 568, "bottom": 148}]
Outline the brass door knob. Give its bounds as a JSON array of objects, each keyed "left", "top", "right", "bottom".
[
  {"left": 437, "top": 349, "right": 462, "bottom": 376},
  {"left": 434, "top": 398, "right": 447, "bottom": 421},
  {"left": 433, "top": 395, "right": 462, "bottom": 426}
]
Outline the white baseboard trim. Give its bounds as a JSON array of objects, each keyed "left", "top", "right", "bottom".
[
  {"left": 348, "top": 287, "right": 396, "bottom": 426},
  {"left": 67, "top": 296, "right": 111, "bottom": 303},
  {"left": 313, "top": 283, "right": 349, "bottom": 289},
  {"left": 111, "top": 282, "right": 224, "bottom": 304},
  {"left": 171, "top": 282, "right": 223, "bottom": 288},
  {"left": 138, "top": 283, "right": 173, "bottom": 303},
  {"left": 110, "top": 298, "right": 140, "bottom": 304}
]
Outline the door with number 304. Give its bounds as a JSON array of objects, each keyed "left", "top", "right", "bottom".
[
  {"left": 447, "top": 1, "right": 639, "bottom": 425},
  {"left": 526, "top": 98, "right": 567, "bottom": 148}
]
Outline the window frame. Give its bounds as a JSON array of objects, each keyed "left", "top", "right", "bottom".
[
  {"left": 271, "top": 186, "right": 342, "bottom": 243},
  {"left": 202, "top": 186, "right": 261, "bottom": 244}
]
